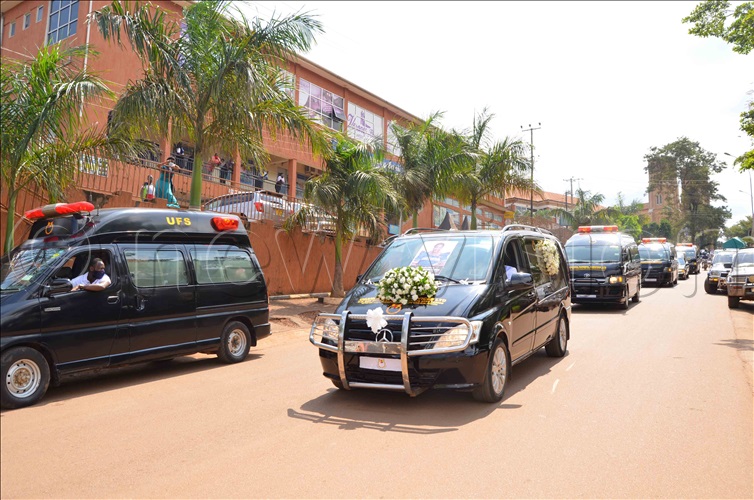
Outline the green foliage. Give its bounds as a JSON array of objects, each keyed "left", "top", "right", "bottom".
[
  {"left": 615, "top": 214, "right": 642, "bottom": 240},
  {"left": 725, "top": 215, "right": 753, "bottom": 237},
  {"left": 91, "top": 0, "right": 330, "bottom": 208},
  {"left": 683, "top": 0, "right": 754, "bottom": 54},
  {"left": 1, "top": 44, "right": 138, "bottom": 254},
  {"left": 549, "top": 188, "right": 618, "bottom": 230},
  {"left": 642, "top": 220, "right": 674, "bottom": 239}
]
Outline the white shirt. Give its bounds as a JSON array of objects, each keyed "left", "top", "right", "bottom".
[{"left": 71, "top": 273, "right": 111, "bottom": 289}]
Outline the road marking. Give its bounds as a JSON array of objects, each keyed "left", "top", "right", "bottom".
[
  {"left": 566, "top": 362, "right": 575, "bottom": 371},
  {"left": 552, "top": 379, "right": 559, "bottom": 394}
]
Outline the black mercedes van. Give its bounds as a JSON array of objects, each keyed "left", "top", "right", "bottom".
[
  {"left": 1, "top": 202, "right": 270, "bottom": 409},
  {"left": 309, "top": 225, "right": 572, "bottom": 403},
  {"left": 564, "top": 225, "right": 641, "bottom": 308}
]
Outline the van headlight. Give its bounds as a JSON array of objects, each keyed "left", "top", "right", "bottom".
[
  {"left": 434, "top": 320, "right": 482, "bottom": 348},
  {"left": 320, "top": 318, "right": 339, "bottom": 341},
  {"left": 665, "top": 267, "right": 673, "bottom": 273},
  {"left": 608, "top": 276, "right": 624, "bottom": 284}
]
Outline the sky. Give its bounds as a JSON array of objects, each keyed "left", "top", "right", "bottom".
[{"left": 240, "top": 1, "right": 753, "bottom": 226}]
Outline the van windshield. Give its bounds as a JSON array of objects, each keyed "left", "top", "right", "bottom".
[
  {"left": 363, "top": 235, "right": 498, "bottom": 283},
  {"left": 565, "top": 243, "right": 621, "bottom": 263},
  {"left": 638, "top": 246, "right": 668, "bottom": 260},
  {"left": 1, "top": 247, "right": 67, "bottom": 292}
]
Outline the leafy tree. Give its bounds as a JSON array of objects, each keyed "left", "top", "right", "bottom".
[
  {"left": 725, "top": 215, "right": 754, "bottom": 237},
  {"left": 550, "top": 188, "right": 618, "bottom": 230},
  {"left": 645, "top": 137, "right": 730, "bottom": 243},
  {"left": 683, "top": 1, "right": 754, "bottom": 171},
  {"left": 1, "top": 44, "right": 137, "bottom": 254},
  {"left": 90, "top": 0, "right": 331, "bottom": 209},
  {"left": 641, "top": 220, "right": 673, "bottom": 239},
  {"left": 389, "top": 112, "right": 470, "bottom": 228},
  {"left": 450, "top": 109, "right": 537, "bottom": 230},
  {"left": 615, "top": 214, "right": 643, "bottom": 240},
  {"left": 287, "top": 136, "right": 400, "bottom": 297},
  {"left": 614, "top": 192, "right": 645, "bottom": 217}
]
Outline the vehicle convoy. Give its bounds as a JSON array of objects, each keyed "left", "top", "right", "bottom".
[
  {"left": 726, "top": 248, "right": 754, "bottom": 309},
  {"left": 563, "top": 225, "right": 641, "bottom": 309},
  {"left": 309, "top": 225, "right": 572, "bottom": 403},
  {"left": 677, "top": 254, "right": 689, "bottom": 280},
  {"left": 0, "top": 203, "right": 270, "bottom": 409},
  {"left": 677, "top": 243, "right": 700, "bottom": 274},
  {"left": 704, "top": 250, "right": 737, "bottom": 294},
  {"left": 637, "top": 237, "right": 678, "bottom": 286}
]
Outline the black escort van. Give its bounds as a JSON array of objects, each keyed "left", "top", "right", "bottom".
[
  {"left": 637, "top": 237, "right": 678, "bottom": 286},
  {"left": 1, "top": 202, "right": 270, "bottom": 409},
  {"left": 564, "top": 225, "right": 641, "bottom": 308},
  {"left": 309, "top": 225, "right": 572, "bottom": 403}
]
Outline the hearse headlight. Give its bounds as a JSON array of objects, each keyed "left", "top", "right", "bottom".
[
  {"left": 435, "top": 320, "right": 483, "bottom": 348},
  {"left": 321, "top": 318, "right": 339, "bottom": 341},
  {"left": 608, "top": 276, "right": 624, "bottom": 284},
  {"left": 665, "top": 267, "right": 673, "bottom": 273}
]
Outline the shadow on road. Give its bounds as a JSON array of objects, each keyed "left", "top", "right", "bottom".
[
  {"left": 287, "top": 349, "right": 566, "bottom": 433},
  {"left": 716, "top": 339, "right": 754, "bottom": 352},
  {"left": 29, "top": 353, "right": 264, "bottom": 409}
]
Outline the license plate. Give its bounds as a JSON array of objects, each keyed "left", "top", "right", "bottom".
[
  {"left": 729, "top": 288, "right": 744, "bottom": 296},
  {"left": 275, "top": 208, "right": 283, "bottom": 216},
  {"left": 359, "top": 357, "right": 401, "bottom": 371},
  {"left": 644, "top": 278, "right": 657, "bottom": 282},
  {"left": 577, "top": 294, "right": 596, "bottom": 299}
]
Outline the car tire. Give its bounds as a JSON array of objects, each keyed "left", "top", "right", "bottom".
[
  {"left": 217, "top": 321, "right": 251, "bottom": 363},
  {"left": 331, "top": 379, "right": 344, "bottom": 390},
  {"left": 473, "top": 337, "right": 510, "bottom": 403},
  {"left": 1, "top": 347, "right": 51, "bottom": 409},
  {"left": 545, "top": 314, "right": 568, "bottom": 358},
  {"left": 621, "top": 286, "right": 630, "bottom": 309},
  {"left": 632, "top": 282, "right": 640, "bottom": 303},
  {"left": 704, "top": 281, "right": 717, "bottom": 294},
  {"left": 673, "top": 273, "right": 678, "bottom": 285},
  {"left": 728, "top": 296, "right": 740, "bottom": 309}
]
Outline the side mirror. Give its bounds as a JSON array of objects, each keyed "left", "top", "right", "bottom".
[
  {"left": 506, "top": 272, "right": 534, "bottom": 289},
  {"left": 44, "top": 278, "right": 72, "bottom": 296}
]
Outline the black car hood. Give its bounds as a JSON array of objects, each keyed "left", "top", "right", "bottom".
[{"left": 336, "top": 283, "right": 487, "bottom": 318}]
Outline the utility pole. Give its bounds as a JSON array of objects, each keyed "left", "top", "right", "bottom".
[
  {"left": 563, "top": 176, "right": 582, "bottom": 207},
  {"left": 521, "top": 123, "right": 541, "bottom": 225}
]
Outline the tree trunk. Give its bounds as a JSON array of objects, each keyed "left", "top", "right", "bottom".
[
  {"left": 332, "top": 226, "right": 345, "bottom": 297},
  {"left": 412, "top": 211, "right": 418, "bottom": 228},
  {"left": 470, "top": 197, "right": 477, "bottom": 230},
  {"left": 3, "top": 189, "right": 18, "bottom": 255},
  {"left": 189, "top": 149, "right": 203, "bottom": 211}
]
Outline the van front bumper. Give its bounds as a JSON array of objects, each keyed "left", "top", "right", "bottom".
[
  {"left": 309, "top": 311, "right": 485, "bottom": 396},
  {"left": 570, "top": 281, "right": 626, "bottom": 303}
]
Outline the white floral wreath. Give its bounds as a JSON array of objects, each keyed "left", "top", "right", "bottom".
[
  {"left": 534, "top": 239, "right": 560, "bottom": 276},
  {"left": 376, "top": 266, "right": 438, "bottom": 304}
]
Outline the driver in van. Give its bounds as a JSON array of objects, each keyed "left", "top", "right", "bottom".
[{"left": 71, "top": 258, "right": 111, "bottom": 292}]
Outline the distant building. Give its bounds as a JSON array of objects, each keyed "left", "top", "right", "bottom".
[{"left": 644, "top": 156, "right": 680, "bottom": 224}]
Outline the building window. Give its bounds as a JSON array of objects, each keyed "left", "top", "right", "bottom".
[
  {"left": 347, "top": 102, "right": 384, "bottom": 145},
  {"left": 37, "top": 5, "right": 44, "bottom": 22},
  {"left": 47, "top": 0, "right": 79, "bottom": 44},
  {"left": 298, "top": 78, "right": 345, "bottom": 132},
  {"left": 656, "top": 194, "right": 662, "bottom": 205},
  {"left": 279, "top": 69, "right": 295, "bottom": 100},
  {"left": 9, "top": 22, "right": 15, "bottom": 38},
  {"left": 24, "top": 13, "right": 30, "bottom": 30},
  {"left": 386, "top": 120, "right": 402, "bottom": 156}
]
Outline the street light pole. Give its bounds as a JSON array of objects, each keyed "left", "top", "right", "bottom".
[
  {"left": 725, "top": 152, "right": 754, "bottom": 237},
  {"left": 521, "top": 123, "right": 541, "bottom": 225}
]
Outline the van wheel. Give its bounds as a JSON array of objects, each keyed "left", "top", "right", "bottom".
[
  {"left": 331, "top": 379, "right": 344, "bottom": 390},
  {"left": 1, "top": 347, "right": 51, "bottom": 409},
  {"left": 728, "top": 296, "right": 740, "bottom": 309},
  {"left": 704, "top": 281, "right": 716, "bottom": 294},
  {"left": 632, "top": 282, "right": 640, "bottom": 303},
  {"left": 217, "top": 322, "right": 251, "bottom": 363},
  {"left": 545, "top": 314, "right": 568, "bottom": 357},
  {"left": 473, "top": 337, "right": 510, "bottom": 403},
  {"left": 621, "top": 286, "right": 630, "bottom": 309}
]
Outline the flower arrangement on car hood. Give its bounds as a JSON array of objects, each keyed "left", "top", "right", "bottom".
[
  {"left": 535, "top": 239, "right": 560, "bottom": 276},
  {"left": 377, "top": 266, "right": 438, "bottom": 304}
]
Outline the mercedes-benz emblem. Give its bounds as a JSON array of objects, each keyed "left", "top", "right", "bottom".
[
  {"left": 584, "top": 273, "right": 590, "bottom": 278},
  {"left": 375, "top": 328, "right": 393, "bottom": 343}
]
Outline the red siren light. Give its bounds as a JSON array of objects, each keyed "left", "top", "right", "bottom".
[
  {"left": 211, "top": 216, "right": 239, "bottom": 231},
  {"left": 578, "top": 225, "right": 619, "bottom": 233},
  {"left": 24, "top": 201, "right": 95, "bottom": 220}
]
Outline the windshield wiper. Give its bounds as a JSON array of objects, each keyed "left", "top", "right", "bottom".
[{"left": 434, "top": 275, "right": 461, "bottom": 284}]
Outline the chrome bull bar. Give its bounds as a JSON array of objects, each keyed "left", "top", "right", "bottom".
[{"left": 309, "top": 310, "right": 474, "bottom": 396}]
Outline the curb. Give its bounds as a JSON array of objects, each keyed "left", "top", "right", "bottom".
[{"left": 270, "top": 292, "right": 331, "bottom": 301}]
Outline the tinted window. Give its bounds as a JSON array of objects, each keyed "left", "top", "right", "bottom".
[
  {"left": 124, "top": 248, "right": 189, "bottom": 288},
  {"left": 522, "top": 238, "right": 546, "bottom": 285},
  {"left": 190, "top": 246, "right": 261, "bottom": 284}
]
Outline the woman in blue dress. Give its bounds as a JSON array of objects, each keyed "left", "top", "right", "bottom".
[{"left": 155, "top": 156, "right": 181, "bottom": 208}]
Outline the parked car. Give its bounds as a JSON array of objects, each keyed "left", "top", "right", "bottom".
[
  {"left": 726, "top": 248, "right": 754, "bottom": 308},
  {"left": 204, "top": 190, "right": 291, "bottom": 223},
  {"left": 309, "top": 225, "right": 572, "bottom": 403},
  {"left": 704, "top": 250, "right": 737, "bottom": 294},
  {"left": 1, "top": 203, "right": 270, "bottom": 409},
  {"left": 677, "top": 254, "right": 689, "bottom": 280}
]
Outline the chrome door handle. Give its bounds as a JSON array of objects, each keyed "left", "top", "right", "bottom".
[{"left": 107, "top": 295, "right": 119, "bottom": 304}]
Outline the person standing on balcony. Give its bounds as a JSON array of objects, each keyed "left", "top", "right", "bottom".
[
  {"left": 156, "top": 156, "right": 181, "bottom": 208},
  {"left": 275, "top": 173, "right": 285, "bottom": 194}
]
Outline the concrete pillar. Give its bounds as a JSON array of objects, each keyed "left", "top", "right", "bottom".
[
  {"left": 287, "top": 159, "right": 298, "bottom": 200},
  {"left": 233, "top": 147, "right": 242, "bottom": 187}
]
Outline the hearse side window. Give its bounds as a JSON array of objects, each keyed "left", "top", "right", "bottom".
[
  {"left": 190, "top": 246, "right": 261, "bottom": 284},
  {"left": 522, "top": 238, "right": 547, "bottom": 286},
  {"left": 124, "top": 249, "right": 189, "bottom": 288}
]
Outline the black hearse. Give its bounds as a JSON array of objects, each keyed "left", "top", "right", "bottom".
[
  {"left": 637, "top": 237, "right": 678, "bottom": 286},
  {"left": 309, "top": 226, "right": 572, "bottom": 403},
  {"left": 1, "top": 203, "right": 269, "bottom": 409},
  {"left": 564, "top": 225, "right": 641, "bottom": 308}
]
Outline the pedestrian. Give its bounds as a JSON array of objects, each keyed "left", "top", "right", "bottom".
[
  {"left": 220, "top": 160, "right": 232, "bottom": 184},
  {"left": 140, "top": 174, "right": 155, "bottom": 202},
  {"left": 155, "top": 156, "right": 181, "bottom": 208},
  {"left": 275, "top": 173, "right": 284, "bottom": 194}
]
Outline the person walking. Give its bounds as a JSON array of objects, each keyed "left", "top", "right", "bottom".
[{"left": 155, "top": 156, "right": 181, "bottom": 208}]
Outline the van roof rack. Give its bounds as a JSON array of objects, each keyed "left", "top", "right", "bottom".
[
  {"left": 401, "top": 227, "right": 449, "bottom": 236},
  {"left": 501, "top": 224, "right": 553, "bottom": 236}
]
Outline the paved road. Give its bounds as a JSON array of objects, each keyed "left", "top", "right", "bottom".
[{"left": 1, "top": 276, "right": 752, "bottom": 499}]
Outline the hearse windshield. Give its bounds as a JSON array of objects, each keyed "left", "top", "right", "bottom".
[
  {"left": 363, "top": 235, "right": 498, "bottom": 283},
  {"left": 639, "top": 245, "right": 669, "bottom": 260},
  {"left": 565, "top": 234, "right": 622, "bottom": 263},
  {"left": 1, "top": 246, "right": 68, "bottom": 292}
]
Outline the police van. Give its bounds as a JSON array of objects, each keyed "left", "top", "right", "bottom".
[
  {"left": 0, "top": 202, "right": 270, "bottom": 409},
  {"left": 637, "top": 237, "right": 678, "bottom": 286},
  {"left": 564, "top": 225, "right": 641, "bottom": 308},
  {"left": 676, "top": 243, "right": 700, "bottom": 274}
]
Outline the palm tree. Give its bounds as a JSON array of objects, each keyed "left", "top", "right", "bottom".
[
  {"left": 90, "top": 0, "right": 331, "bottom": 209},
  {"left": 451, "top": 109, "right": 538, "bottom": 229},
  {"left": 287, "top": 136, "right": 400, "bottom": 297},
  {"left": 553, "top": 188, "right": 619, "bottom": 229},
  {"left": 390, "top": 112, "right": 470, "bottom": 227},
  {"left": 1, "top": 44, "right": 137, "bottom": 254}
]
